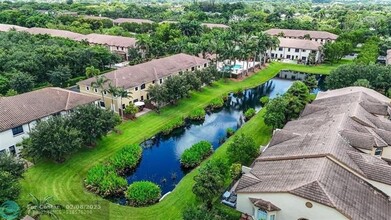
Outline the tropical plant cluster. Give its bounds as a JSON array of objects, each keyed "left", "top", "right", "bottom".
[
  {"left": 125, "top": 181, "right": 162, "bottom": 207},
  {"left": 263, "top": 81, "right": 312, "bottom": 129},
  {"left": 0, "top": 31, "right": 120, "bottom": 95},
  {"left": 244, "top": 108, "right": 256, "bottom": 120},
  {"left": 188, "top": 108, "right": 206, "bottom": 120},
  {"left": 180, "top": 141, "right": 213, "bottom": 168},
  {"left": 85, "top": 144, "right": 142, "bottom": 197},
  {"left": 22, "top": 104, "right": 121, "bottom": 162},
  {"left": 208, "top": 97, "right": 225, "bottom": 110},
  {"left": 161, "top": 117, "right": 186, "bottom": 135}
]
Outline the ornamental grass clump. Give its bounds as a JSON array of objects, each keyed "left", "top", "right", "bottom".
[
  {"left": 180, "top": 141, "right": 213, "bottom": 168},
  {"left": 109, "top": 144, "right": 142, "bottom": 174},
  {"left": 126, "top": 181, "right": 161, "bottom": 207},
  {"left": 208, "top": 97, "right": 224, "bottom": 109},
  {"left": 85, "top": 164, "right": 127, "bottom": 197},
  {"left": 244, "top": 108, "right": 256, "bottom": 121},
  {"left": 188, "top": 108, "right": 206, "bottom": 120},
  {"left": 161, "top": 117, "right": 185, "bottom": 135}
]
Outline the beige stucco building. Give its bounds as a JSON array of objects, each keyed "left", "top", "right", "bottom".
[
  {"left": 235, "top": 87, "right": 391, "bottom": 220},
  {"left": 265, "top": 28, "right": 338, "bottom": 45},
  {"left": 78, "top": 53, "right": 209, "bottom": 113}
]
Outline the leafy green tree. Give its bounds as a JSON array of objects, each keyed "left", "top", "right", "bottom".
[
  {"left": 184, "top": 72, "right": 202, "bottom": 91},
  {"left": 9, "top": 71, "right": 35, "bottom": 93},
  {"left": 27, "top": 194, "right": 62, "bottom": 220},
  {"left": 0, "top": 75, "right": 9, "bottom": 95},
  {"left": 163, "top": 75, "right": 190, "bottom": 104},
  {"left": 48, "top": 65, "right": 72, "bottom": 87},
  {"left": 23, "top": 116, "right": 82, "bottom": 163},
  {"left": 124, "top": 103, "right": 139, "bottom": 117},
  {"left": 148, "top": 84, "right": 166, "bottom": 112},
  {"left": 264, "top": 96, "right": 288, "bottom": 129},
  {"left": 0, "top": 154, "right": 24, "bottom": 179},
  {"left": 0, "top": 171, "right": 20, "bottom": 203},
  {"left": 226, "top": 134, "right": 258, "bottom": 165},
  {"left": 195, "top": 68, "right": 214, "bottom": 86},
  {"left": 69, "top": 104, "right": 121, "bottom": 146},
  {"left": 85, "top": 66, "right": 101, "bottom": 78},
  {"left": 355, "top": 38, "right": 379, "bottom": 65},
  {"left": 192, "top": 159, "right": 228, "bottom": 209},
  {"left": 303, "top": 75, "right": 318, "bottom": 91},
  {"left": 323, "top": 41, "right": 352, "bottom": 63}
]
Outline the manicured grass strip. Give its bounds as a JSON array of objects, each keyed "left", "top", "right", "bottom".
[{"left": 19, "top": 62, "right": 339, "bottom": 220}]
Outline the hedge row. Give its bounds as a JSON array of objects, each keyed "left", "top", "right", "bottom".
[{"left": 180, "top": 141, "right": 213, "bottom": 168}]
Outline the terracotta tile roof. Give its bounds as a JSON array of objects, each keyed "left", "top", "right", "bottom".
[
  {"left": 265, "top": 28, "right": 338, "bottom": 40},
  {"left": 25, "top": 27, "right": 85, "bottom": 40},
  {"left": 113, "top": 18, "right": 153, "bottom": 24},
  {"left": 277, "top": 37, "right": 322, "bottom": 50},
  {"left": 202, "top": 23, "right": 229, "bottom": 28},
  {"left": 78, "top": 53, "right": 209, "bottom": 89},
  {"left": 0, "top": 24, "right": 28, "bottom": 32},
  {"left": 0, "top": 88, "right": 99, "bottom": 132},
  {"left": 236, "top": 158, "right": 391, "bottom": 220},
  {"left": 249, "top": 198, "right": 281, "bottom": 212},
  {"left": 76, "top": 33, "right": 136, "bottom": 48}
]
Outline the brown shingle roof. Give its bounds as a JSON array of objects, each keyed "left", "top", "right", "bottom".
[
  {"left": 249, "top": 198, "right": 281, "bottom": 212},
  {"left": 265, "top": 28, "right": 338, "bottom": 40},
  {"left": 76, "top": 33, "right": 136, "bottom": 48},
  {"left": 277, "top": 37, "right": 322, "bottom": 50},
  {"left": 237, "top": 158, "right": 391, "bottom": 220},
  {"left": 25, "top": 27, "right": 85, "bottom": 40},
  {"left": 113, "top": 18, "right": 153, "bottom": 24},
  {"left": 0, "top": 24, "right": 28, "bottom": 32},
  {"left": 78, "top": 53, "right": 209, "bottom": 89},
  {"left": 0, "top": 88, "right": 99, "bottom": 132}
]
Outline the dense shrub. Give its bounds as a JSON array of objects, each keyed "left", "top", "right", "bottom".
[
  {"left": 85, "top": 164, "right": 127, "bottom": 197},
  {"left": 244, "top": 108, "right": 256, "bottom": 120},
  {"left": 260, "top": 96, "right": 269, "bottom": 105},
  {"left": 180, "top": 141, "right": 213, "bottom": 168},
  {"left": 161, "top": 117, "right": 185, "bottom": 135},
  {"left": 188, "top": 108, "right": 206, "bottom": 120},
  {"left": 226, "top": 134, "right": 258, "bottom": 166},
  {"left": 230, "top": 163, "right": 242, "bottom": 180},
  {"left": 109, "top": 144, "right": 142, "bottom": 173},
  {"left": 226, "top": 128, "right": 235, "bottom": 137},
  {"left": 126, "top": 181, "right": 161, "bottom": 207},
  {"left": 208, "top": 97, "right": 224, "bottom": 109}
]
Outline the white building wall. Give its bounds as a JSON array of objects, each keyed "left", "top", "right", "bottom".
[
  {"left": 268, "top": 47, "right": 321, "bottom": 62},
  {"left": 236, "top": 192, "right": 348, "bottom": 220}
]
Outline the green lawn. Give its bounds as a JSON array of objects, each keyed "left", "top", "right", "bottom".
[{"left": 19, "top": 62, "right": 340, "bottom": 220}]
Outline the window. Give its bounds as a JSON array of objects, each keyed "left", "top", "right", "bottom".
[
  {"left": 104, "top": 91, "right": 107, "bottom": 95},
  {"left": 312, "top": 50, "right": 316, "bottom": 53},
  {"left": 147, "top": 94, "right": 150, "bottom": 99},
  {"left": 133, "top": 99, "right": 139, "bottom": 103},
  {"left": 160, "top": 79, "right": 163, "bottom": 84},
  {"left": 278, "top": 47, "right": 283, "bottom": 51},
  {"left": 99, "top": 101, "right": 105, "bottom": 108},
  {"left": 287, "top": 55, "right": 291, "bottom": 59},
  {"left": 135, "top": 87, "right": 138, "bottom": 91},
  {"left": 302, "top": 49, "right": 306, "bottom": 52},
  {"left": 287, "top": 48, "right": 291, "bottom": 52},
  {"left": 94, "top": 88, "right": 98, "bottom": 93},
  {"left": 375, "top": 148, "right": 383, "bottom": 156},
  {"left": 86, "top": 86, "right": 90, "bottom": 91},
  {"left": 116, "top": 46, "right": 119, "bottom": 50},
  {"left": 141, "top": 84, "right": 146, "bottom": 90},
  {"left": 9, "top": 146, "right": 16, "bottom": 156},
  {"left": 302, "top": 56, "right": 307, "bottom": 61},
  {"left": 204, "top": 63, "right": 207, "bottom": 67},
  {"left": 270, "top": 215, "right": 276, "bottom": 220},
  {"left": 122, "top": 104, "right": 125, "bottom": 109},
  {"left": 140, "top": 96, "right": 144, "bottom": 101},
  {"left": 12, "top": 126, "right": 24, "bottom": 136},
  {"left": 191, "top": 67, "right": 195, "bottom": 71},
  {"left": 121, "top": 47, "right": 124, "bottom": 50},
  {"left": 295, "top": 49, "right": 300, "bottom": 52},
  {"left": 152, "top": 80, "right": 155, "bottom": 84}
]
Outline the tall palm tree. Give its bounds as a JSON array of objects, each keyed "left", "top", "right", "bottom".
[
  {"left": 117, "top": 87, "right": 133, "bottom": 119},
  {"left": 85, "top": 66, "right": 100, "bottom": 78},
  {"left": 27, "top": 194, "right": 63, "bottom": 220},
  {"left": 91, "top": 75, "right": 110, "bottom": 108},
  {"left": 136, "top": 34, "right": 153, "bottom": 58},
  {"left": 107, "top": 83, "right": 119, "bottom": 111}
]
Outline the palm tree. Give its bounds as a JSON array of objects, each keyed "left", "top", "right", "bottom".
[
  {"left": 107, "top": 83, "right": 119, "bottom": 111},
  {"left": 91, "top": 75, "right": 110, "bottom": 108},
  {"left": 85, "top": 66, "right": 100, "bottom": 78},
  {"left": 136, "top": 34, "right": 153, "bottom": 58},
  {"left": 117, "top": 87, "right": 132, "bottom": 119},
  {"left": 27, "top": 194, "right": 63, "bottom": 220}
]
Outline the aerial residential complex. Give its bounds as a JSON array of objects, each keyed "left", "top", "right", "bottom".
[
  {"left": 265, "top": 28, "right": 338, "bottom": 44},
  {"left": 235, "top": 87, "right": 391, "bottom": 220},
  {"left": 0, "top": 88, "right": 99, "bottom": 155},
  {"left": 268, "top": 38, "right": 323, "bottom": 63},
  {"left": 78, "top": 53, "right": 209, "bottom": 112}
]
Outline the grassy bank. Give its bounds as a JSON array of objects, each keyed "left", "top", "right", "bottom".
[{"left": 19, "top": 62, "right": 338, "bottom": 219}]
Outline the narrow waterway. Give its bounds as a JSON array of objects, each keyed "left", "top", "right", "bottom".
[{"left": 109, "top": 78, "right": 294, "bottom": 202}]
